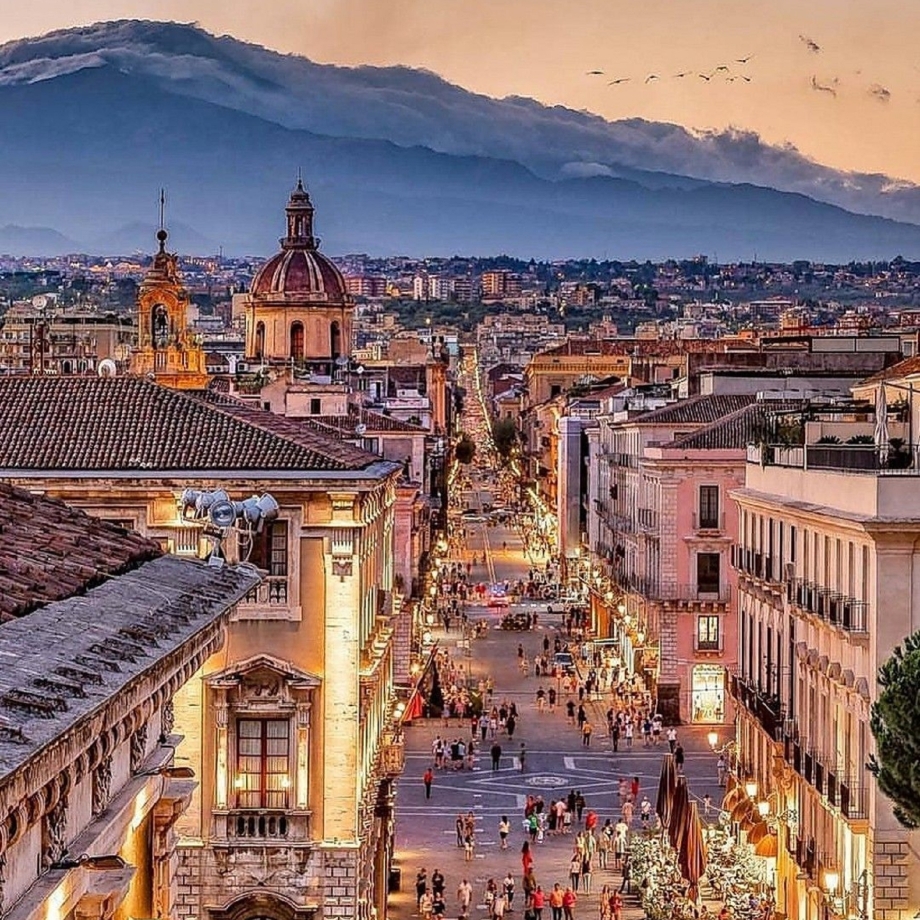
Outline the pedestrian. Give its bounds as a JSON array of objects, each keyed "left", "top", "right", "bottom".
[
  {"left": 675, "top": 743, "right": 685, "bottom": 774},
  {"left": 575, "top": 790, "right": 586, "bottom": 823},
  {"left": 611, "top": 890, "right": 624, "bottom": 920},
  {"left": 503, "top": 872, "right": 516, "bottom": 911},
  {"left": 499, "top": 815, "right": 510, "bottom": 849},
  {"left": 419, "top": 889, "right": 434, "bottom": 920},
  {"left": 717, "top": 754, "right": 726, "bottom": 787},
  {"left": 416, "top": 868, "right": 428, "bottom": 907},
  {"left": 611, "top": 721, "right": 620, "bottom": 752},
  {"left": 507, "top": 714, "right": 517, "bottom": 740},
  {"left": 566, "top": 699, "right": 576, "bottom": 724},
  {"left": 581, "top": 850, "right": 593, "bottom": 892},
  {"left": 548, "top": 686, "right": 557, "bottom": 711},
  {"left": 569, "top": 852, "right": 582, "bottom": 891},
  {"left": 432, "top": 869, "right": 445, "bottom": 899},
  {"left": 630, "top": 775, "right": 640, "bottom": 801},
  {"left": 522, "top": 840, "right": 534, "bottom": 875},
  {"left": 532, "top": 885, "right": 546, "bottom": 920},
  {"left": 562, "top": 886, "right": 578, "bottom": 920},
  {"left": 640, "top": 796, "right": 651, "bottom": 828},
  {"left": 536, "top": 686, "right": 546, "bottom": 712},
  {"left": 458, "top": 878, "right": 473, "bottom": 919},
  {"left": 463, "top": 832, "right": 474, "bottom": 861},
  {"left": 624, "top": 721, "right": 633, "bottom": 749},
  {"left": 667, "top": 726, "right": 677, "bottom": 753},
  {"left": 619, "top": 854, "right": 631, "bottom": 894},
  {"left": 622, "top": 799, "right": 634, "bottom": 826},
  {"left": 582, "top": 719, "right": 593, "bottom": 746},
  {"left": 423, "top": 767, "right": 433, "bottom": 800},
  {"left": 520, "top": 742, "right": 527, "bottom": 772},
  {"left": 491, "top": 742, "right": 502, "bottom": 771},
  {"left": 704, "top": 794, "right": 712, "bottom": 817},
  {"left": 597, "top": 826, "right": 610, "bottom": 869},
  {"left": 456, "top": 813, "right": 465, "bottom": 847},
  {"left": 549, "top": 883, "right": 564, "bottom": 920}
]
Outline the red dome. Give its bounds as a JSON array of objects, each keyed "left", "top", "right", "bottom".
[{"left": 250, "top": 248, "right": 347, "bottom": 301}]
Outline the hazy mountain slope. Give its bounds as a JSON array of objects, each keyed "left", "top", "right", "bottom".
[
  {"left": 0, "top": 67, "right": 919, "bottom": 259},
  {"left": 1, "top": 19, "right": 918, "bottom": 225}
]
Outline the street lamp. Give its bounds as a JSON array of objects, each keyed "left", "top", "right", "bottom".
[
  {"left": 745, "top": 779, "right": 758, "bottom": 799},
  {"left": 51, "top": 853, "right": 129, "bottom": 871},
  {"left": 135, "top": 765, "right": 196, "bottom": 779}
]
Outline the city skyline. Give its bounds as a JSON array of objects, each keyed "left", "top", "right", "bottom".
[{"left": 2, "top": 0, "right": 920, "bottom": 186}]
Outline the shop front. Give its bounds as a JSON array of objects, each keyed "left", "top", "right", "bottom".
[{"left": 690, "top": 663, "right": 726, "bottom": 723}]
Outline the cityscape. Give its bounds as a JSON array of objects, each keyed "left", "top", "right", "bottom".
[{"left": 0, "top": 6, "right": 919, "bottom": 920}]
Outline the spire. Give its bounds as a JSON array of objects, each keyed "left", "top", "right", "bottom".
[
  {"left": 156, "top": 188, "right": 168, "bottom": 254},
  {"left": 282, "top": 175, "right": 316, "bottom": 250}
]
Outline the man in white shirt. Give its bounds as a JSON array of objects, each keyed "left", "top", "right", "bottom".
[
  {"left": 457, "top": 879, "right": 473, "bottom": 918},
  {"left": 666, "top": 727, "right": 677, "bottom": 753}
]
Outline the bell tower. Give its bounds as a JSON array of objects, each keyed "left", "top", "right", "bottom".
[{"left": 131, "top": 193, "right": 209, "bottom": 389}]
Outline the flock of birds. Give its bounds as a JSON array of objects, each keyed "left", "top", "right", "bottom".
[
  {"left": 585, "top": 34, "right": 893, "bottom": 104},
  {"left": 585, "top": 54, "right": 754, "bottom": 85}
]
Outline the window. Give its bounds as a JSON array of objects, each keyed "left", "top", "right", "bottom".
[
  {"left": 290, "top": 322, "right": 305, "bottom": 361},
  {"left": 697, "top": 553, "right": 721, "bottom": 594},
  {"left": 550, "top": 384, "right": 562, "bottom": 398},
  {"left": 310, "top": 398, "right": 321, "bottom": 415},
  {"left": 255, "top": 321, "right": 265, "bottom": 359},
  {"left": 236, "top": 719, "right": 291, "bottom": 808},
  {"left": 697, "top": 615, "right": 720, "bottom": 650},
  {"left": 698, "top": 486, "right": 719, "bottom": 529}
]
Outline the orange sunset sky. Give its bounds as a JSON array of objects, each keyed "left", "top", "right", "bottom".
[{"left": 4, "top": 0, "right": 920, "bottom": 183}]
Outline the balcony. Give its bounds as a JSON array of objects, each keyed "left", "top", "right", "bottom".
[
  {"left": 733, "top": 675, "right": 784, "bottom": 739},
  {"left": 240, "top": 576, "right": 290, "bottom": 608},
  {"left": 637, "top": 507, "right": 658, "bottom": 531},
  {"left": 694, "top": 633, "right": 724, "bottom": 654},
  {"left": 663, "top": 583, "right": 732, "bottom": 606},
  {"left": 692, "top": 511, "right": 725, "bottom": 533},
  {"left": 839, "top": 779, "right": 869, "bottom": 821},
  {"left": 748, "top": 441, "right": 920, "bottom": 476},
  {"left": 786, "top": 580, "right": 869, "bottom": 634},
  {"left": 380, "top": 730, "right": 405, "bottom": 777},
  {"left": 219, "top": 809, "right": 313, "bottom": 844}
]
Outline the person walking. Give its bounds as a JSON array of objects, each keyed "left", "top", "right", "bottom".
[
  {"left": 499, "top": 815, "right": 510, "bottom": 849},
  {"left": 531, "top": 885, "right": 546, "bottom": 920},
  {"left": 569, "top": 851, "right": 582, "bottom": 892},
  {"left": 456, "top": 813, "right": 465, "bottom": 847},
  {"left": 675, "top": 742, "right": 685, "bottom": 774},
  {"left": 562, "top": 886, "right": 578, "bottom": 920},
  {"left": 463, "top": 831, "right": 475, "bottom": 861},
  {"left": 611, "top": 890, "right": 624, "bottom": 920},
  {"left": 667, "top": 726, "right": 677, "bottom": 753},
  {"left": 582, "top": 719, "right": 593, "bottom": 747},
  {"left": 423, "top": 767, "right": 434, "bottom": 800},
  {"left": 717, "top": 754, "right": 727, "bottom": 787},
  {"left": 549, "top": 884, "right": 564, "bottom": 920},
  {"left": 416, "top": 869, "right": 428, "bottom": 908},
  {"left": 519, "top": 742, "right": 527, "bottom": 772},
  {"left": 457, "top": 878, "right": 473, "bottom": 919},
  {"left": 624, "top": 720, "right": 633, "bottom": 749},
  {"left": 491, "top": 742, "right": 503, "bottom": 771}
]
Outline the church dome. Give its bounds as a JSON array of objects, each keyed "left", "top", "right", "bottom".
[{"left": 249, "top": 179, "right": 348, "bottom": 303}]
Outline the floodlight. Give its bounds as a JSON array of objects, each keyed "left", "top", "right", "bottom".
[
  {"left": 209, "top": 500, "right": 237, "bottom": 529},
  {"left": 255, "top": 494, "right": 280, "bottom": 523}
]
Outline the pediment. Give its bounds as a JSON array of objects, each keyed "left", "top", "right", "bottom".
[{"left": 205, "top": 654, "right": 322, "bottom": 691}]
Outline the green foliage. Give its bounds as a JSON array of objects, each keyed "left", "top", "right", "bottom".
[
  {"left": 847, "top": 434, "right": 875, "bottom": 445},
  {"left": 869, "top": 630, "right": 920, "bottom": 828},
  {"left": 816, "top": 435, "right": 842, "bottom": 445},
  {"left": 492, "top": 417, "right": 519, "bottom": 461},
  {"left": 455, "top": 434, "right": 476, "bottom": 465}
]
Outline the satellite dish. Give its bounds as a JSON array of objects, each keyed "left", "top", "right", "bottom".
[
  {"left": 98, "top": 358, "right": 118, "bottom": 378},
  {"left": 355, "top": 424, "right": 367, "bottom": 436},
  {"left": 209, "top": 500, "right": 237, "bottom": 529}
]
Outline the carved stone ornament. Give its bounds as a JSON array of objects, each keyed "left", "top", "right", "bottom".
[
  {"left": 162, "top": 699, "right": 175, "bottom": 736},
  {"left": 42, "top": 795, "right": 69, "bottom": 869},
  {"left": 332, "top": 558, "right": 353, "bottom": 577},
  {"left": 92, "top": 755, "right": 113, "bottom": 817},
  {"left": 131, "top": 722, "right": 149, "bottom": 773}
]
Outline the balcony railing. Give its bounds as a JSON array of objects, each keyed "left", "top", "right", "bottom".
[
  {"left": 786, "top": 579, "right": 869, "bottom": 633},
  {"left": 637, "top": 507, "right": 658, "bottom": 531},
  {"left": 748, "top": 442, "right": 920, "bottom": 476},
  {"left": 692, "top": 511, "right": 725, "bottom": 532},
  {"left": 733, "top": 675, "right": 784, "bottom": 739},
  {"left": 380, "top": 731, "right": 405, "bottom": 777},
  {"left": 839, "top": 780, "right": 869, "bottom": 820},
  {"left": 616, "top": 575, "right": 731, "bottom": 604},
  {"left": 694, "top": 634, "right": 724, "bottom": 653},
  {"left": 220, "top": 809, "right": 312, "bottom": 843},
  {"left": 240, "top": 576, "right": 290, "bottom": 608},
  {"left": 731, "top": 545, "right": 782, "bottom": 584}
]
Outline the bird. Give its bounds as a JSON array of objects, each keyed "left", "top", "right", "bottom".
[
  {"left": 811, "top": 75, "right": 836, "bottom": 97},
  {"left": 739, "top": 75, "right": 752, "bottom": 82},
  {"left": 645, "top": 74, "right": 659, "bottom": 83},
  {"left": 698, "top": 72, "right": 713, "bottom": 81},
  {"left": 673, "top": 71, "right": 691, "bottom": 78},
  {"left": 586, "top": 70, "right": 605, "bottom": 75},
  {"left": 715, "top": 65, "right": 730, "bottom": 72},
  {"left": 736, "top": 55, "right": 755, "bottom": 64},
  {"left": 608, "top": 78, "right": 630, "bottom": 85},
  {"left": 800, "top": 34, "right": 821, "bottom": 53}
]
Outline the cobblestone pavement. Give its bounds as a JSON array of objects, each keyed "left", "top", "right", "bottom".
[{"left": 387, "top": 492, "right": 725, "bottom": 920}]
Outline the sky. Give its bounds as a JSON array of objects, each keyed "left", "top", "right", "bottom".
[{"left": 3, "top": 0, "right": 920, "bottom": 182}]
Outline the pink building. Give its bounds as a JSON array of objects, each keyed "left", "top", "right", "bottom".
[{"left": 588, "top": 394, "right": 801, "bottom": 724}]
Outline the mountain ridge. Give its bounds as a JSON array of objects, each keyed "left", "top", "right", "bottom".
[{"left": 0, "top": 26, "right": 919, "bottom": 259}]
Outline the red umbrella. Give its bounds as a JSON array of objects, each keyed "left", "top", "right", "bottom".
[
  {"left": 680, "top": 801, "right": 708, "bottom": 902},
  {"left": 656, "top": 753, "right": 678, "bottom": 829},
  {"left": 668, "top": 776, "right": 690, "bottom": 852}
]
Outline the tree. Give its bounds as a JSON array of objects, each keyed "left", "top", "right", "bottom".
[
  {"left": 493, "top": 417, "right": 519, "bottom": 462},
  {"left": 455, "top": 434, "right": 476, "bottom": 465},
  {"left": 869, "top": 630, "right": 920, "bottom": 827}
]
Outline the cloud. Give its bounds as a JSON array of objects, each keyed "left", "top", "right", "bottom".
[
  {"left": 560, "top": 162, "right": 614, "bottom": 178},
  {"left": 868, "top": 83, "right": 891, "bottom": 103}
]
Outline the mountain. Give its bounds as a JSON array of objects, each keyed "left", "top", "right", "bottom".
[
  {"left": 0, "top": 20, "right": 919, "bottom": 259},
  {"left": 0, "top": 225, "right": 80, "bottom": 256}
]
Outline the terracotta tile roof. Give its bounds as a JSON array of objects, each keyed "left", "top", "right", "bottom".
[
  {"left": 301, "top": 405, "right": 426, "bottom": 437},
  {"left": 858, "top": 355, "right": 920, "bottom": 386},
  {"left": 535, "top": 338, "right": 739, "bottom": 360},
  {"left": 0, "top": 377, "right": 381, "bottom": 473},
  {"left": 188, "top": 390, "right": 382, "bottom": 468},
  {"left": 636, "top": 394, "right": 755, "bottom": 426},
  {"left": 661, "top": 400, "right": 806, "bottom": 450},
  {"left": 0, "top": 483, "right": 161, "bottom": 622}
]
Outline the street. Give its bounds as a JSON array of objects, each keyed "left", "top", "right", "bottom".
[{"left": 388, "top": 473, "right": 725, "bottom": 919}]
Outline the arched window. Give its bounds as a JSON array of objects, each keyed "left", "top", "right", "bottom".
[
  {"left": 290, "top": 322, "right": 304, "bottom": 361},
  {"left": 330, "top": 321, "right": 341, "bottom": 361},
  {"left": 152, "top": 304, "right": 169, "bottom": 349},
  {"left": 255, "top": 321, "right": 265, "bottom": 359},
  {"left": 61, "top": 360, "right": 72, "bottom": 375}
]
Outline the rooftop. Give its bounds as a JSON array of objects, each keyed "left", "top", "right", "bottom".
[
  {"left": 634, "top": 394, "right": 755, "bottom": 426},
  {"left": 661, "top": 400, "right": 806, "bottom": 451},
  {"left": 0, "top": 555, "right": 259, "bottom": 776},
  {"left": 0, "top": 377, "right": 385, "bottom": 474},
  {"left": 0, "top": 483, "right": 161, "bottom": 622}
]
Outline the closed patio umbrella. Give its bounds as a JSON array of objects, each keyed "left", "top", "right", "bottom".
[
  {"left": 680, "top": 801, "right": 708, "bottom": 902},
  {"left": 875, "top": 384, "right": 891, "bottom": 461},
  {"left": 656, "top": 753, "right": 677, "bottom": 829},
  {"left": 668, "top": 775, "right": 690, "bottom": 852}
]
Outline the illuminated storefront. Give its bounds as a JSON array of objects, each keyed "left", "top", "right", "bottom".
[{"left": 691, "top": 664, "right": 726, "bottom": 723}]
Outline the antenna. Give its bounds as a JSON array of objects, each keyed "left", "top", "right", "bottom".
[{"left": 158, "top": 188, "right": 166, "bottom": 231}]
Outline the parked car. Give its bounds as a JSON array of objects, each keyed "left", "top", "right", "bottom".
[{"left": 553, "top": 651, "right": 576, "bottom": 674}]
